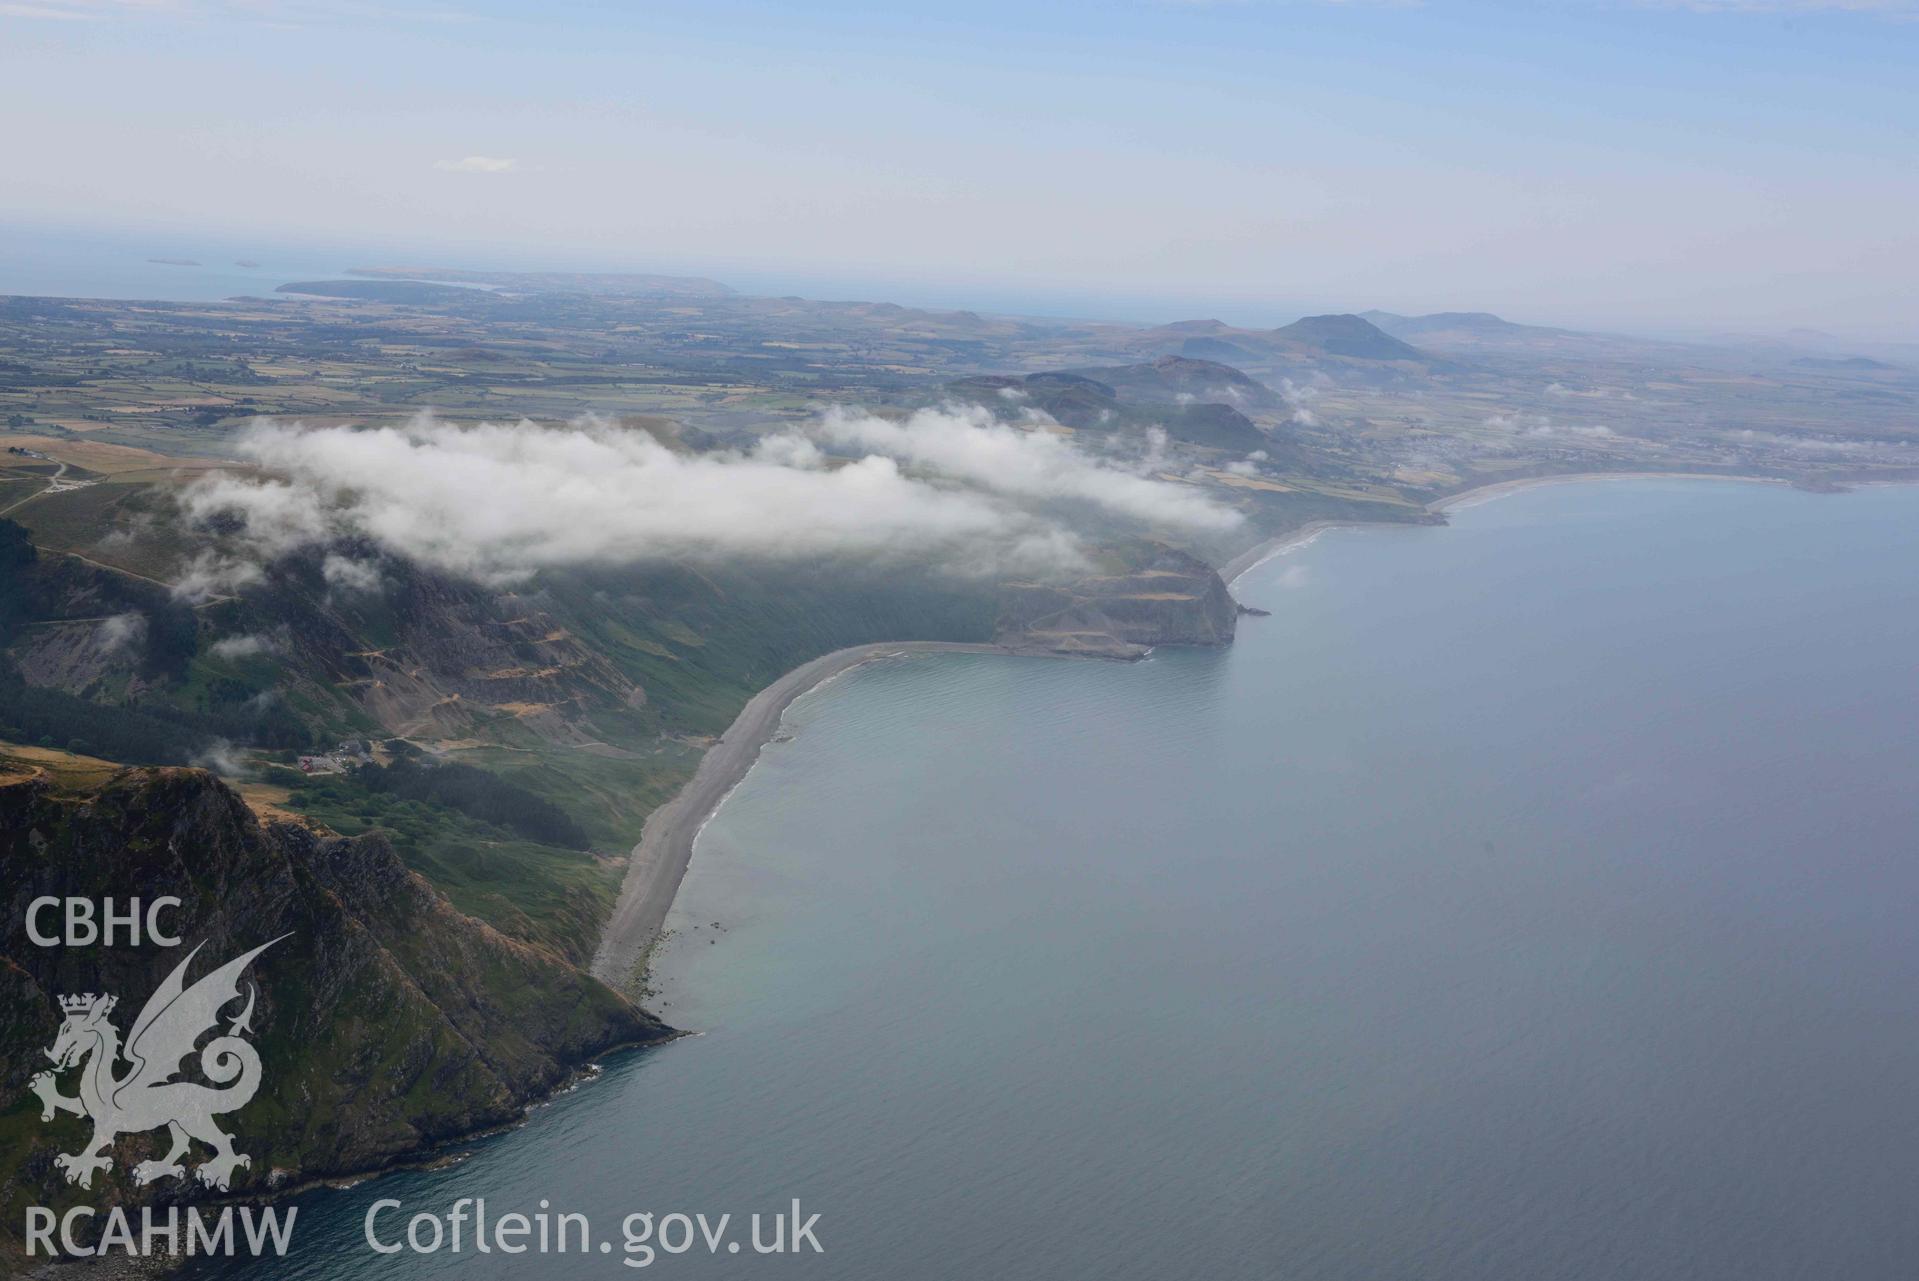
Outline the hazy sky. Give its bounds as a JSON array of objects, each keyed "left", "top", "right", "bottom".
[{"left": 3, "top": 0, "right": 1916, "bottom": 334}]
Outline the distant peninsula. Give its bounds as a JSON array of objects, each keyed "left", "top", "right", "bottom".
[
  {"left": 277, "top": 278, "right": 484, "bottom": 304},
  {"left": 347, "top": 265, "right": 735, "bottom": 299}
]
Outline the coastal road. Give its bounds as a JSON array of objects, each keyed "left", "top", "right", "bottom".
[{"left": 589, "top": 640, "right": 1017, "bottom": 991}]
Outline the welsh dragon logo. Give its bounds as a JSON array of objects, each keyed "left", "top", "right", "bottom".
[{"left": 29, "top": 936, "right": 285, "bottom": 1192}]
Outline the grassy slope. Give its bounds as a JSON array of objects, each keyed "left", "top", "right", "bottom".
[{"left": 5, "top": 492, "right": 1004, "bottom": 963}]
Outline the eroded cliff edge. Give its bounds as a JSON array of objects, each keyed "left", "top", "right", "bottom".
[
  {"left": 998, "top": 548, "right": 1241, "bottom": 656},
  {"left": 0, "top": 764, "right": 667, "bottom": 1258}
]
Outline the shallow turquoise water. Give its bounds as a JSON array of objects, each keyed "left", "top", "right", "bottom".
[{"left": 203, "top": 479, "right": 1919, "bottom": 1279}]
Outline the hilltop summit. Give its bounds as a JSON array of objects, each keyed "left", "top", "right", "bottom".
[{"left": 1270, "top": 314, "right": 1427, "bottom": 361}]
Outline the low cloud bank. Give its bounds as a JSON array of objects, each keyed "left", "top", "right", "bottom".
[
  {"left": 180, "top": 411, "right": 1240, "bottom": 588},
  {"left": 817, "top": 405, "right": 1239, "bottom": 533}
]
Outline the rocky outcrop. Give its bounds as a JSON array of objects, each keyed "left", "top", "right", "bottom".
[
  {"left": 0, "top": 766, "right": 666, "bottom": 1258},
  {"left": 997, "top": 548, "right": 1240, "bottom": 657},
  {"left": 231, "top": 550, "right": 645, "bottom": 744}
]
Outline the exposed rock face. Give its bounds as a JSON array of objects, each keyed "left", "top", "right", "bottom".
[
  {"left": 0, "top": 537, "right": 176, "bottom": 698},
  {"left": 240, "top": 551, "right": 644, "bottom": 743},
  {"left": 1, "top": 527, "right": 646, "bottom": 747},
  {"left": 0, "top": 767, "right": 665, "bottom": 1256},
  {"left": 997, "top": 548, "right": 1240, "bottom": 657}
]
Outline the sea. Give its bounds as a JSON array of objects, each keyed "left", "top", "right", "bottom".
[
  {"left": 192, "top": 477, "right": 1919, "bottom": 1279},
  {"left": 0, "top": 223, "right": 1294, "bottom": 324},
  {"left": 0, "top": 225, "right": 362, "bottom": 303}
]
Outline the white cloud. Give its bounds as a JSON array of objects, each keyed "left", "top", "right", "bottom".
[
  {"left": 435, "top": 155, "right": 517, "bottom": 173},
  {"left": 322, "top": 553, "right": 385, "bottom": 593},
  {"left": 190, "top": 738, "right": 251, "bottom": 779},
  {"left": 96, "top": 519, "right": 147, "bottom": 551},
  {"left": 171, "top": 550, "right": 265, "bottom": 603},
  {"left": 1279, "top": 377, "right": 1321, "bottom": 427},
  {"left": 1730, "top": 428, "right": 1904, "bottom": 456},
  {"left": 210, "top": 632, "right": 274, "bottom": 659},
  {"left": 1485, "top": 411, "right": 1617, "bottom": 440},
  {"left": 180, "top": 411, "right": 1233, "bottom": 586},
  {"left": 752, "top": 432, "right": 825, "bottom": 469},
  {"left": 818, "top": 404, "right": 1241, "bottom": 533},
  {"left": 1484, "top": 411, "right": 1548, "bottom": 433},
  {"left": 1137, "top": 425, "right": 1171, "bottom": 476},
  {"left": 184, "top": 473, "right": 330, "bottom": 554},
  {"left": 96, "top": 611, "right": 146, "bottom": 654}
]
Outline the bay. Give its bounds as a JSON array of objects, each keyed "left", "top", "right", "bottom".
[{"left": 203, "top": 479, "right": 1919, "bottom": 1280}]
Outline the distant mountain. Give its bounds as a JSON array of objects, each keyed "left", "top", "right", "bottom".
[
  {"left": 1354, "top": 309, "right": 1679, "bottom": 359},
  {"left": 1698, "top": 330, "right": 1918, "bottom": 367},
  {"left": 1362, "top": 310, "right": 1543, "bottom": 339},
  {"left": 1176, "top": 336, "right": 1263, "bottom": 362},
  {"left": 1137, "top": 323, "right": 1262, "bottom": 361},
  {"left": 948, "top": 372, "right": 1097, "bottom": 425},
  {"left": 1270, "top": 314, "right": 1427, "bottom": 362},
  {"left": 1154, "top": 402, "right": 1277, "bottom": 453},
  {"left": 945, "top": 366, "right": 1279, "bottom": 455},
  {"left": 1155, "top": 319, "right": 1237, "bottom": 335},
  {"left": 1071, "top": 356, "right": 1281, "bottom": 413},
  {"left": 1132, "top": 315, "right": 1433, "bottom": 373},
  {"left": 1791, "top": 355, "right": 1898, "bottom": 372}
]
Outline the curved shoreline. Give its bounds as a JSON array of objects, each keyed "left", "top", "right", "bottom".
[
  {"left": 1221, "top": 470, "right": 1786, "bottom": 585},
  {"left": 592, "top": 469, "right": 1791, "bottom": 993},
  {"left": 589, "top": 640, "right": 1034, "bottom": 989}
]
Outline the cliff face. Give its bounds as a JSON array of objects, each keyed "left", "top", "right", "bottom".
[
  {"left": 230, "top": 550, "right": 647, "bottom": 745},
  {"left": 997, "top": 548, "right": 1240, "bottom": 657},
  {"left": 0, "top": 765, "right": 667, "bottom": 1255}
]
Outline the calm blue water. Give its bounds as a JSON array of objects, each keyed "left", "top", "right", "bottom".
[
  {"left": 0, "top": 226, "right": 540, "bottom": 305},
  {"left": 204, "top": 479, "right": 1919, "bottom": 1279},
  {"left": 0, "top": 225, "right": 367, "bottom": 302}
]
